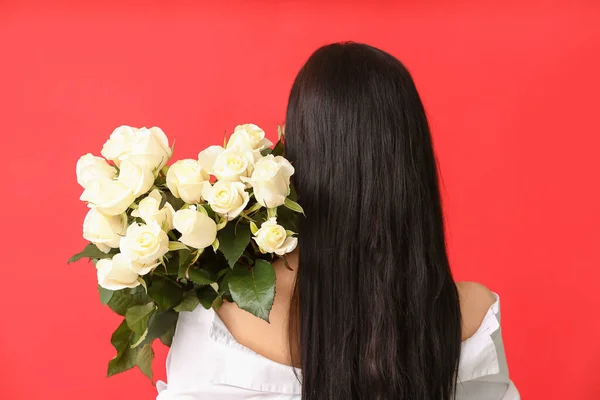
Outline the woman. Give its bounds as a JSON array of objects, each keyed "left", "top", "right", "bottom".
[{"left": 157, "top": 43, "right": 519, "bottom": 400}]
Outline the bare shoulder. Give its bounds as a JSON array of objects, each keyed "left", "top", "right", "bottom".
[{"left": 456, "top": 281, "right": 496, "bottom": 341}]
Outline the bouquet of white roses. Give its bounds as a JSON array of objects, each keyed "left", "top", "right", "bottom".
[{"left": 69, "top": 124, "right": 302, "bottom": 380}]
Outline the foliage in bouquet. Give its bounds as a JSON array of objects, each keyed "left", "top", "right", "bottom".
[{"left": 69, "top": 124, "right": 303, "bottom": 380}]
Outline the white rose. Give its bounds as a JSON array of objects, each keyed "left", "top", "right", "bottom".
[
  {"left": 173, "top": 206, "right": 217, "bottom": 249},
  {"left": 101, "top": 126, "right": 137, "bottom": 166},
  {"left": 131, "top": 189, "right": 175, "bottom": 231},
  {"left": 198, "top": 146, "right": 258, "bottom": 182},
  {"left": 253, "top": 217, "right": 298, "bottom": 255},
  {"left": 248, "top": 155, "right": 294, "bottom": 208},
  {"left": 166, "top": 159, "right": 209, "bottom": 204},
  {"left": 212, "top": 148, "right": 257, "bottom": 182},
  {"left": 227, "top": 124, "right": 272, "bottom": 151},
  {"left": 96, "top": 253, "right": 141, "bottom": 290},
  {"left": 121, "top": 127, "right": 172, "bottom": 172},
  {"left": 201, "top": 181, "right": 249, "bottom": 220},
  {"left": 197, "top": 145, "right": 224, "bottom": 174},
  {"left": 83, "top": 208, "right": 127, "bottom": 253},
  {"left": 76, "top": 153, "right": 117, "bottom": 189},
  {"left": 80, "top": 178, "right": 136, "bottom": 216},
  {"left": 119, "top": 222, "right": 169, "bottom": 275},
  {"left": 117, "top": 159, "right": 154, "bottom": 197}
]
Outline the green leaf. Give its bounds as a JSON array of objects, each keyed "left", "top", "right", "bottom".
[
  {"left": 176, "top": 249, "right": 193, "bottom": 278},
  {"left": 202, "top": 204, "right": 216, "bottom": 219},
  {"left": 159, "top": 190, "right": 168, "bottom": 210},
  {"left": 136, "top": 344, "right": 154, "bottom": 381},
  {"left": 137, "top": 277, "right": 148, "bottom": 293},
  {"left": 272, "top": 138, "right": 284, "bottom": 157},
  {"left": 267, "top": 207, "right": 277, "bottom": 219},
  {"left": 197, "top": 205, "right": 208, "bottom": 216},
  {"left": 212, "top": 295, "right": 224, "bottom": 310},
  {"left": 260, "top": 147, "right": 273, "bottom": 156},
  {"left": 164, "top": 191, "right": 185, "bottom": 212},
  {"left": 68, "top": 243, "right": 114, "bottom": 264},
  {"left": 228, "top": 259, "right": 275, "bottom": 322},
  {"left": 178, "top": 249, "right": 203, "bottom": 279},
  {"left": 288, "top": 182, "right": 298, "bottom": 201},
  {"left": 197, "top": 285, "right": 219, "bottom": 309},
  {"left": 107, "top": 320, "right": 137, "bottom": 377},
  {"left": 110, "top": 319, "right": 132, "bottom": 351},
  {"left": 141, "top": 310, "right": 178, "bottom": 347},
  {"left": 130, "top": 328, "right": 148, "bottom": 348},
  {"left": 217, "top": 270, "right": 231, "bottom": 296},
  {"left": 147, "top": 278, "right": 183, "bottom": 310},
  {"left": 159, "top": 324, "right": 176, "bottom": 347},
  {"left": 275, "top": 205, "right": 299, "bottom": 232},
  {"left": 216, "top": 267, "right": 230, "bottom": 280},
  {"left": 125, "top": 303, "right": 156, "bottom": 335},
  {"left": 107, "top": 287, "right": 150, "bottom": 316},
  {"left": 250, "top": 221, "right": 259, "bottom": 235},
  {"left": 283, "top": 198, "right": 304, "bottom": 215},
  {"left": 212, "top": 238, "right": 220, "bottom": 252},
  {"left": 174, "top": 292, "right": 201, "bottom": 312},
  {"left": 188, "top": 268, "right": 216, "bottom": 286},
  {"left": 216, "top": 216, "right": 227, "bottom": 231},
  {"left": 217, "top": 223, "right": 252, "bottom": 268},
  {"left": 98, "top": 285, "right": 114, "bottom": 306},
  {"left": 168, "top": 241, "right": 188, "bottom": 251},
  {"left": 250, "top": 209, "right": 268, "bottom": 226},
  {"left": 164, "top": 254, "right": 179, "bottom": 275},
  {"left": 107, "top": 346, "right": 137, "bottom": 377}
]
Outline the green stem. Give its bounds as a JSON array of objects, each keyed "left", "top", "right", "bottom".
[{"left": 238, "top": 213, "right": 255, "bottom": 223}]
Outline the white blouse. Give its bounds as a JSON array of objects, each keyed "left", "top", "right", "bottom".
[{"left": 157, "top": 295, "right": 519, "bottom": 399}]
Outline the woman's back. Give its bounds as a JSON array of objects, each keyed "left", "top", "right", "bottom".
[
  {"left": 157, "top": 255, "right": 519, "bottom": 399},
  {"left": 215, "top": 255, "right": 496, "bottom": 367}
]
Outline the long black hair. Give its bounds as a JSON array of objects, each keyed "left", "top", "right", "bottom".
[{"left": 285, "top": 42, "right": 462, "bottom": 400}]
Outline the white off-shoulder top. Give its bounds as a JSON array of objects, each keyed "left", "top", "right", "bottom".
[{"left": 157, "top": 295, "right": 519, "bottom": 399}]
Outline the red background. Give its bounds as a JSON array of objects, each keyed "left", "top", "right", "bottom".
[{"left": 1, "top": 1, "right": 599, "bottom": 399}]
